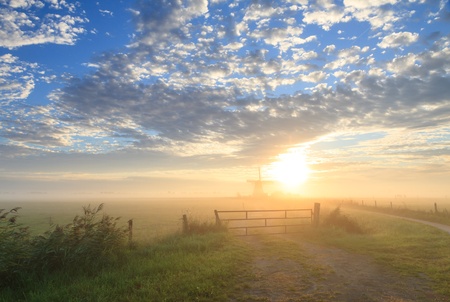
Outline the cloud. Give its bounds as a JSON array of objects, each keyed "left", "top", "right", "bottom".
[
  {"left": 99, "top": 9, "right": 113, "bottom": 17},
  {"left": 0, "top": 1, "right": 87, "bottom": 49},
  {"left": 378, "top": 31, "right": 419, "bottom": 48},
  {"left": 131, "top": 0, "right": 208, "bottom": 49},
  {"left": 2, "top": 0, "right": 450, "bottom": 173},
  {"left": 303, "top": 5, "right": 350, "bottom": 31},
  {"left": 343, "top": 0, "right": 399, "bottom": 10},
  {"left": 344, "top": 0, "right": 405, "bottom": 30},
  {"left": 42, "top": 4, "right": 447, "bottom": 156},
  {"left": 0, "top": 54, "right": 37, "bottom": 101}
]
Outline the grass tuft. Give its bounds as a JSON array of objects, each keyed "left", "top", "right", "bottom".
[
  {"left": 184, "top": 217, "right": 228, "bottom": 235},
  {"left": 323, "top": 207, "right": 365, "bottom": 234}
]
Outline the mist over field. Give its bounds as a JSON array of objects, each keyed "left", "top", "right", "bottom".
[{"left": 2, "top": 196, "right": 449, "bottom": 242}]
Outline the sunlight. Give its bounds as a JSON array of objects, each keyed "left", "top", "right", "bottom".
[{"left": 267, "top": 149, "right": 310, "bottom": 191}]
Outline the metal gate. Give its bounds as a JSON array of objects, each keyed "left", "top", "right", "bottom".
[{"left": 214, "top": 208, "right": 314, "bottom": 235}]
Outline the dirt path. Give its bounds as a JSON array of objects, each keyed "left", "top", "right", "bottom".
[{"left": 235, "top": 234, "right": 446, "bottom": 302}]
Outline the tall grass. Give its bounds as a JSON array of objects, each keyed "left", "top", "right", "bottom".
[
  {"left": 1, "top": 229, "right": 250, "bottom": 301},
  {"left": 0, "top": 204, "right": 128, "bottom": 288},
  {"left": 0, "top": 207, "right": 31, "bottom": 287}
]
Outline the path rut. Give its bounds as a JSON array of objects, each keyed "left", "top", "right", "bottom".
[{"left": 235, "top": 234, "right": 446, "bottom": 302}]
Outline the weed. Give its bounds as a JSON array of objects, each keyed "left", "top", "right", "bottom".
[
  {"left": 0, "top": 207, "right": 32, "bottom": 287},
  {"left": 323, "top": 207, "right": 365, "bottom": 234},
  {"left": 184, "top": 217, "right": 227, "bottom": 235},
  {"left": 30, "top": 204, "right": 128, "bottom": 273},
  {"left": 0, "top": 204, "right": 128, "bottom": 288}
]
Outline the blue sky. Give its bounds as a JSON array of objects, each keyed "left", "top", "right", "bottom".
[{"left": 1, "top": 0, "right": 450, "bottom": 199}]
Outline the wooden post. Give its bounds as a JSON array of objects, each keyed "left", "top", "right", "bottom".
[
  {"left": 313, "top": 203, "right": 320, "bottom": 228},
  {"left": 182, "top": 214, "right": 188, "bottom": 234},
  {"left": 434, "top": 203, "right": 438, "bottom": 214},
  {"left": 362, "top": 200, "right": 364, "bottom": 206},
  {"left": 390, "top": 202, "right": 393, "bottom": 210},
  {"left": 214, "top": 210, "right": 221, "bottom": 226},
  {"left": 374, "top": 200, "right": 377, "bottom": 207},
  {"left": 128, "top": 219, "right": 133, "bottom": 244}
]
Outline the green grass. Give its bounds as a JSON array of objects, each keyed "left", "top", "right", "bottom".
[
  {"left": 1, "top": 231, "right": 251, "bottom": 301},
  {"left": 340, "top": 200, "right": 450, "bottom": 226},
  {"left": 2, "top": 199, "right": 450, "bottom": 300}
]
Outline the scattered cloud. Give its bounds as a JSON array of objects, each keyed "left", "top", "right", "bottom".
[
  {"left": 1, "top": 0, "right": 450, "bottom": 197},
  {"left": 0, "top": 0, "right": 87, "bottom": 49}
]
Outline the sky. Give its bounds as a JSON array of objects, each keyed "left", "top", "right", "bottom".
[{"left": 1, "top": 0, "right": 450, "bottom": 200}]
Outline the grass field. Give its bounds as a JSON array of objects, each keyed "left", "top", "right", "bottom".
[
  {"left": 1, "top": 197, "right": 450, "bottom": 301},
  {"left": 4, "top": 197, "right": 448, "bottom": 239},
  {"left": 0, "top": 197, "right": 323, "bottom": 242}
]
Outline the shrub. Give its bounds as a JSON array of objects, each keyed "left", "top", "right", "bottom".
[
  {"left": 0, "top": 204, "right": 129, "bottom": 288},
  {"left": 29, "top": 204, "right": 128, "bottom": 273},
  {"left": 0, "top": 207, "right": 32, "bottom": 286},
  {"left": 323, "top": 207, "right": 365, "bottom": 234}
]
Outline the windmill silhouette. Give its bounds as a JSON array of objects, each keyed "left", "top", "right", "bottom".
[{"left": 247, "top": 167, "right": 272, "bottom": 198}]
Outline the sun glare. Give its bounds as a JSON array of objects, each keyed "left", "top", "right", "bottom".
[{"left": 268, "top": 150, "right": 310, "bottom": 191}]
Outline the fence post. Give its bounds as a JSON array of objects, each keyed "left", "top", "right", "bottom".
[
  {"left": 214, "top": 210, "right": 221, "bottom": 226},
  {"left": 313, "top": 203, "right": 321, "bottom": 228},
  {"left": 128, "top": 219, "right": 133, "bottom": 245},
  {"left": 182, "top": 214, "right": 188, "bottom": 234},
  {"left": 390, "top": 202, "right": 393, "bottom": 210},
  {"left": 434, "top": 203, "right": 438, "bottom": 214}
]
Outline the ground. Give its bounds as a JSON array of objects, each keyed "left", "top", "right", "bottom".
[{"left": 234, "top": 234, "right": 447, "bottom": 302}]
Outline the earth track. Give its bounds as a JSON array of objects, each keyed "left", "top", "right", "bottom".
[{"left": 234, "top": 234, "right": 446, "bottom": 302}]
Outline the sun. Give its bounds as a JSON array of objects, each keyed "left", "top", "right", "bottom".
[{"left": 268, "top": 150, "right": 310, "bottom": 190}]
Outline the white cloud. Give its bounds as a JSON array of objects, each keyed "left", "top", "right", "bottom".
[
  {"left": 323, "top": 44, "right": 336, "bottom": 54},
  {"left": 300, "top": 71, "right": 327, "bottom": 83},
  {"left": 303, "top": 6, "right": 350, "bottom": 31},
  {"left": 292, "top": 49, "right": 318, "bottom": 61},
  {"left": 343, "top": 0, "right": 416, "bottom": 31},
  {"left": 343, "top": 0, "right": 399, "bottom": 10},
  {"left": 0, "top": 54, "right": 36, "bottom": 101},
  {"left": 223, "top": 41, "right": 244, "bottom": 50},
  {"left": 378, "top": 31, "right": 419, "bottom": 48},
  {"left": 0, "top": 2, "right": 87, "bottom": 49},
  {"left": 243, "top": 4, "right": 281, "bottom": 22},
  {"left": 99, "top": 9, "right": 113, "bottom": 17}
]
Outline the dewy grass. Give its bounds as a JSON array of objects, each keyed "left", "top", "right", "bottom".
[{"left": 1, "top": 231, "right": 252, "bottom": 301}]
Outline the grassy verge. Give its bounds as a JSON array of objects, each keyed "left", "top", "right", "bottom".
[
  {"left": 1, "top": 231, "right": 251, "bottom": 301},
  {"left": 1, "top": 205, "right": 252, "bottom": 301},
  {"left": 302, "top": 208, "right": 450, "bottom": 297},
  {"left": 341, "top": 202, "right": 450, "bottom": 226}
]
